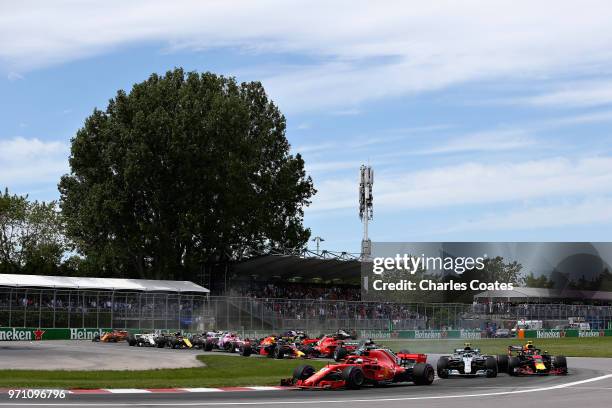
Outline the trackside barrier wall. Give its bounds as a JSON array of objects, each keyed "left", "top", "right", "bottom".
[
  {"left": 0, "top": 327, "right": 112, "bottom": 341},
  {"left": 5, "top": 327, "right": 612, "bottom": 341},
  {"left": 521, "top": 329, "right": 612, "bottom": 338}
]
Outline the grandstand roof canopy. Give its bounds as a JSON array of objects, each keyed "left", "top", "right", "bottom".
[
  {"left": 0, "top": 274, "right": 209, "bottom": 293},
  {"left": 233, "top": 254, "right": 361, "bottom": 282},
  {"left": 475, "top": 287, "right": 612, "bottom": 301}
]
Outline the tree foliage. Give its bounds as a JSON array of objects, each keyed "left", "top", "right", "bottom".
[
  {"left": 0, "top": 188, "right": 70, "bottom": 275},
  {"left": 59, "top": 68, "right": 316, "bottom": 280}
]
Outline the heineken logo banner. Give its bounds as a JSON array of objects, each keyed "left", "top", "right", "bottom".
[{"left": 0, "top": 327, "right": 107, "bottom": 341}]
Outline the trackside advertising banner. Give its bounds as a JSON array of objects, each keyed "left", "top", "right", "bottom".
[
  {"left": 523, "top": 329, "right": 612, "bottom": 338},
  {"left": 395, "top": 330, "right": 483, "bottom": 339},
  {"left": 2, "top": 327, "right": 612, "bottom": 341},
  {"left": 0, "top": 327, "right": 110, "bottom": 341}
]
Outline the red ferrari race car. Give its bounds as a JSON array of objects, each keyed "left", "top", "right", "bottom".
[
  {"left": 302, "top": 330, "right": 361, "bottom": 361},
  {"left": 281, "top": 347, "right": 434, "bottom": 389},
  {"left": 498, "top": 341, "right": 567, "bottom": 376}
]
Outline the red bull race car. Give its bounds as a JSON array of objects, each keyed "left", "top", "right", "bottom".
[
  {"left": 281, "top": 346, "right": 434, "bottom": 389},
  {"left": 257, "top": 335, "right": 307, "bottom": 359},
  {"left": 498, "top": 341, "right": 567, "bottom": 376}
]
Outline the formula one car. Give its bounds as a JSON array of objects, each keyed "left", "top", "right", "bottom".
[
  {"left": 189, "top": 331, "right": 223, "bottom": 349},
  {"left": 155, "top": 332, "right": 193, "bottom": 349},
  {"left": 279, "top": 330, "right": 310, "bottom": 341},
  {"left": 281, "top": 347, "right": 434, "bottom": 389},
  {"left": 436, "top": 343, "right": 498, "bottom": 378},
  {"left": 502, "top": 341, "right": 567, "bottom": 376},
  {"left": 127, "top": 333, "right": 158, "bottom": 347},
  {"left": 92, "top": 330, "right": 130, "bottom": 343},
  {"left": 257, "top": 335, "right": 307, "bottom": 359},
  {"left": 204, "top": 332, "right": 252, "bottom": 356},
  {"left": 302, "top": 330, "right": 361, "bottom": 360}
]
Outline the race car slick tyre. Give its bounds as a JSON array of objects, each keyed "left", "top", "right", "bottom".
[
  {"left": 274, "top": 346, "right": 285, "bottom": 359},
  {"left": 413, "top": 363, "right": 435, "bottom": 385},
  {"left": 224, "top": 342, "right": 234, "bottom": 353},
  {"left": 485, "top": 356, "right": 498, "bottom": 378},
  {"left": 334, "top": 347, "right": 348, "bottom": 362},
  {"left": 293, "top": 365, "right": 316, "bottom": 382},
  {"left": 156, "top": 339, "right": 165, "bottom": 348},
  {"left": 204, "top": 340, "right": 214, "bottom": 351},
  {"left": 240, "top": 344, "right": 252, "bottom": 357},
  {"left": 553, "top": 355, "right": 568, "bottom": 374},
  {"left": 127, "top": 336, "right": 136, "bottom": 346},
  {"left": 436, "top": 356, "right": 450, "bottom": 379},
  {"left": 497, "top": 354, "right": 509, "bottom": 373},
  {"left": 342, "top": 366, "right": 365, "bottom": 389},
  {"left": 508, "top": 356, "right": 520, "bottom": 376}
]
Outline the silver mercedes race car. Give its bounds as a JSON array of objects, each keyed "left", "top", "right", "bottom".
[{"left": 436, "top": 343, "right": 498, "bottom": 378}]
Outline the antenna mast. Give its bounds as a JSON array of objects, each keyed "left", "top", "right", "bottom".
[{"left": 359, "top": 165, "right": 373, "bottom": 260}]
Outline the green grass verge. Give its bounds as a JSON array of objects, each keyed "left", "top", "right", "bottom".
[
  {"left": 380, "top": 336, "right": 612, "bottom": 357},
  {"left": 0, "top": 355, "right": 328, "bottom": 389}
]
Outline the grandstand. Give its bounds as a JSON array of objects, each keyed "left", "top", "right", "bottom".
[{"left": 0, "top": 274, "right": 210, "bottom": 331}]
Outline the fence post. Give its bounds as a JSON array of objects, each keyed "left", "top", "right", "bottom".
[
  {"left": 165, "top": 294, "right": 168, "bottom": 331},
  {"left": 96, "top": 291, "right": 100, "bottom": 329},
  {"left": 52, "top": 289, "right": 56, "bottom": 328},
  {"left": 82, "top": 291, "right": 85, "bottom": 328},
  {"left": 8, "top": 288, "right": 12, "bottom": 327},
  {"left": 38, "top": 290, "right": 42, "bottom": 328},
  {"left": 23, "top": 288, "right": 27, "bottom": 327},
  {"left": 110, "top": 291, "right": 114, "bottom": 329}
]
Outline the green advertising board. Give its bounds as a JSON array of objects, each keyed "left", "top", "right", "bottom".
[
  {"left": 523, "top": 329, "right": 612, "bottom": 338},
  {"left": 396, "top": 330, "right": 482, "bottom": 339},
  {"left": 0, "top": 327, "right": 110, "bottom": 341}
]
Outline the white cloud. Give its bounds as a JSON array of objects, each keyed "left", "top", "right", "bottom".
[
  {"left": 444, "top": 198, "right": 612, "bottom": 232},
  {"left": 308, "top": 156, "right": 612, "bottom": 213},
  {"left": 414, "top": 130, "right": 534, "bottom": 155},
  {"left": 0, "top": 137, "right": 69, "bottom": 188},
  {"left": 3, "top": 1, "right": 612, "bottom": 111},
  {"left": 7, "top": 71, "right": 23, "bottom": 80},
  {"left": 523, "top": 81, "right": 612, "bottom": 108}
]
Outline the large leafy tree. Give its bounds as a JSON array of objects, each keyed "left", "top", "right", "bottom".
[
  {"left": 0, "top": 188, "right": 69, "bottom": 275},
  {"left": 59, "top": 69, "right": 315, "bottom": 280}
]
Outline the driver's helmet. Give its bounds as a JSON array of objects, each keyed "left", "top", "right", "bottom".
[
  {"left": 464, "top": 342, "right": 472, "bottom": 351},
  {"left": 524, "top": 341, "right": 535, "bottom": 351}
]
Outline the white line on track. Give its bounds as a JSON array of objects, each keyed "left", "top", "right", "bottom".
[
  {"left": 104, "top": 389, "right": 151, "bottom": 394},
  {"left": 3, "top": 373, "right": 612, "bottom": 406}
]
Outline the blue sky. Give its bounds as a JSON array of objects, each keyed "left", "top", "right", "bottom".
[{"left": 2, "top": 1, "right": 612, "bottom": 253}]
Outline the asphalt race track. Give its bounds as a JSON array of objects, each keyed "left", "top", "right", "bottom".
[
  {"left": 0, "top": 344, "right": 611, "bottom": 407},
  {"left": 0, "top": 341, "right": 205, "bottom": 370}
]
